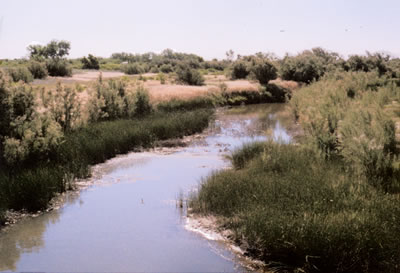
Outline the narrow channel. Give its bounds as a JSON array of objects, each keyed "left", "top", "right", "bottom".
[{"left": 0, "top": 104, "right": 293, "bottom": 272}]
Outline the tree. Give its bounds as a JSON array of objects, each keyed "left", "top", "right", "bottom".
[
  {"left": 27, "top": 40, "right": 70, "bottom": 60},
  {"left": 27, "top": 40, "right": 72, "bottom": 77},
  {"left": 226, "top": 49, "right": 235, "bottom": 62}
]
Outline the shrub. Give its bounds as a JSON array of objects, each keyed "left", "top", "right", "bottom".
[
  {"left": 88, "top": 76, "right": 130, "bottom": 121},
  {"left": 7, "top": 67, "right": 34, "bottom": 83},
  {"left": 231, "top": 61, "right": 249, "bottom": 79},
  {"left": 160, "top": 64, "right": 173, "bottom": 73},
  {"left": 150, "top": 66, "right": 159, "bottom": 73},
  {"left": 280, "top": 48, "right": 344, "bottom": 84},
  {"left": 250, "top": 60, "right": 278, "bottom": 84},
  {"left": 157, "top": 73, "right": 166, "bottom": 84},
  {"left": 291, "top": 72, "right": 399, "bottom": 186},
  {"left": 134, "top": 85, "right": 152, "bottom": 116},
  {"left": 346, "top": 55, "right": 369, "bottom": 72},
  {"left": 81, "top": 54, "right": 100, "bottom": 70},
  {"left": 28, "top": 61, "right": 48, "bottom": 79},
  {"left": 43, "top": 83, "right": 82, "bottom": 131},
  {"left": 122, "top": 63, "right": 144, "bottom": 75},
  {"left": 280, "top": 53, "right": 324, "bottom": 83},
  {"left": 46, "top": 59, "right": 72, "bottom": 77},
  {"left": 176, "top": 65, "right": 204, "bottom": 86}
]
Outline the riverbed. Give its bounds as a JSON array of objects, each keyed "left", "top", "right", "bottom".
[{"left": 0, "top": 104, "right": 293, "bottom": 272}]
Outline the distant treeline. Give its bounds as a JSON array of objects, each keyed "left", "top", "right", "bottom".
[{"left": 1, "top": 44, "right": 400, "bottom": 87}]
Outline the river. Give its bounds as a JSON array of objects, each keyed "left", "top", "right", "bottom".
[{"left": 0, "top": 104, "right": 293, "bottom": 272}]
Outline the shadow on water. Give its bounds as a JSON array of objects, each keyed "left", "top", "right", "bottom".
[{"left": 0, "top": 103, "right": 294, "bottom": 272}]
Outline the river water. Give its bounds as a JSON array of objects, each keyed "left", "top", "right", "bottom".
[{"left": 0, "top": 104, "right": 293, "bottom": 272}]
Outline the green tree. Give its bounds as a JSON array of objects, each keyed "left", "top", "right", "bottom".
[{"left": 27, "top": 40, "right": 70, "bottom": 60}]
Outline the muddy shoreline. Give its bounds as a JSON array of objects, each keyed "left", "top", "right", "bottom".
[{"left": 185, "top": 213, "right": 268, "bottom": 272}]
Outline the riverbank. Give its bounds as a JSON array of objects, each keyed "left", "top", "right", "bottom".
[
  {"left": 189, "top": 142, "right": 400, "bottom": 273},
  {"left": 0, "top": 86, "right": 291, "bottom": 228},
  {"left": 0, "top": 103, "right": 291, "bottom": 272},
  {"left": 188, "top": 72, "right": 400, "bottom": 273},
  {"left": 0, "top": 108, "right": 214, "bottom": 225}
]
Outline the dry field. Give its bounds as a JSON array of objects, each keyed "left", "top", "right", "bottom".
[{"left": 32, "top": 70, "right": 299, "bottom": 105}]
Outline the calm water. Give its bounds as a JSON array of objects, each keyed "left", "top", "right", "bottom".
[{"left": 0, "top": 104, "right": 292, "bottom": 272}]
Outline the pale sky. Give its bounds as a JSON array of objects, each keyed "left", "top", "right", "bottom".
[{"left": 1, "top": 0, "right": 399, "bottom": 60}]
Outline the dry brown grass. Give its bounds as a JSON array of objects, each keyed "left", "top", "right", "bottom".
[{"left": 33, "top": 71, "right": 299, "bottom": 105}]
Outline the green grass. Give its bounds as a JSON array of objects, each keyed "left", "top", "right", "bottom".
[
  {"left": 0, "top": 109, "right": 213, "bottom": 212},
  {"left": 190, "top": 142, "right": 400, "bottom": 273}
]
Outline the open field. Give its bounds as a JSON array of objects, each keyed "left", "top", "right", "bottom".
[{"left": 31, "top": 70, "right": 280, "bottom": 102}]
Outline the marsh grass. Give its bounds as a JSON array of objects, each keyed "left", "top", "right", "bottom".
[
  {"left": 0, "top": 109, "right": 213, "bottom": 212},
  {"left": 190, "top": 142, "right": 400, "bottom": 273}
]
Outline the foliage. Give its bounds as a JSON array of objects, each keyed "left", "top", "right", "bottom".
[
  {"left": 345, "top": 52, "right": 392, "bottom": 76},
  {"left": 160, "top": 64, "right": 173, "bottom": 73},
  {"left": 134, "top": 85, "right": 152, "bottom": 116},
  {"left": 280, "top": 48, "right": 343, "bottom": 83},
  {"left": 28, "top": 61, "right": 48, "bottom": 79},
  {"left": 121, "top": 63, "right": 144, "bottom": 75},
  {"left": 190, "top": 142, "right": 400, "bottom": 273},
  {"left": 0, "top": 109, "right": 213, "bottom": 212},
  {"left": 42, "top": 83, "right": 82, "bottom": 132},
  {"left": 176, "top": 64, "right": 205, "bottom": 86},
  {"left": 46, "top": 59, "right": 72, "bottom": 77},
  {"left": 7, "top": 67, "right": 34, "bottom": 83},
  {"left": 27, "top": 40, "right": 71, "bottom": 60},
  {"left": 231, "top": 61, "right": 249, "bottom": 79},
  {"left": 291, "top": 72, "right": 398, "bottom": 187},
  {"left": 250, "top": 59, "right": 278, "bottom": 84},
  {"left": 81, "top": 54, "right": 100, "bottom": 70},
  {"left": 0, "top": 79, "right": 63, "bottom": 167},
  {"left": 88, "top": 76, "right": 132, "bottom": 121}
]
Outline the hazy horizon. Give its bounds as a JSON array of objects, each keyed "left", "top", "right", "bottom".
[{"left": 1, "top": 0, "right": 399, "bottom": 60}]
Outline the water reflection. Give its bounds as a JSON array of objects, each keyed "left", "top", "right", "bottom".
[{"left": 0, "top": 190, "right": 83, "bottom": 271}]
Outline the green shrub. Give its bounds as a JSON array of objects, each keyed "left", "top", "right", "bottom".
[
  {"left": 160, "top": 64, "right": 173, "bottom": 73},
  {"left": 250, "top": 60, "right": 278, "bottom": 84},
  {"left": 28, "top": 61, "right": 48, "bottom": 79},
  {"left": 280, "top": 48, "right": 342, "bottom": 83},
  {"left": 345, "top": 52, "right": 392, "bottom": 77},
  {"left": 291, "top": 72, "right": 399, "bottom": 186},
  {"left": 134, "top": 86, "right": 152, "bottom": 116},
  {"left": 7, "top": 67, "right": 34, "bottom": 83},
  {"left": 122, "top": 63, "right": 144, "bottom": 75},
  {"left": 231, "top": 61, "right": 249, "bottom": 79},
  {"left": 88, "top": 76, "right": 133, "bottom": 121},
  {"left": 176, "top": 65, "right": 204, "bottom": 86},
  {"left": 281, "top": 54, "right": 324, "bottom": 83},
  {"left": 150, "top": 66, "right": 159, "bottom": 73},
  {"left": 46, "top": 59, "right": 72, "bottom": 77},
  {"left": 43, "top": 83, "right": 82, "bottom": 131},
  {"left": 81, "top": 54, "right": 100, "bottom": 70}
]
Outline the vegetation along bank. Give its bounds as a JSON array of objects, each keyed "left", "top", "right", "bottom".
[{"left": 190, "top": 53, "right": 400, "bottom": 273}]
